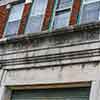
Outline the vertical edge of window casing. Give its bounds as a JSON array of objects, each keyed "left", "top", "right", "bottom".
[
  {"left": 24, "top": 0, "right": 34, "bottom": 34},
  {"left": 17, "top": 3, "right": 32, "bottom": 35},
  {"left": 0, "top": 5, "right": 10, "bottom": 38},
  {"left": 48, "top": 0, "right": 58, "bottom": 32},
  {"left": 69, "top": 0, "right": 81, "bottom": 25},
  {"left": 42, "top": 0, "right": 55, "bottom": 31},
  {"left": 77, "top": 0, "right": 83, "bottom": 24}
]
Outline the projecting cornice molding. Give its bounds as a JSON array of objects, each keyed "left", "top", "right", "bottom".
[
  {"left": 0, "top": 22, "right": 100, "bottom": 69},
  {"left": 1, "top": 40, "right": 100, "bottom": 69}
]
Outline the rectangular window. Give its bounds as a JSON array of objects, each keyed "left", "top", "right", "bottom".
[
  {"left": 53, "top": 10, "right": 70, "bottom": 29},
  {"left": 52, "top": 0, "right": 73, "bottom": 29},
  {"left": 80, "top": 0, "right": 100, "bottom": 24},
  {"left": 25, "top": 0, "right": 48, "bottom": 33},
  {"left": 57, "top": 0, "right": 72, "bottom": 9},
  {"left": 4, "top": 3, "right": 24, "bottom": 36},
  {"left": 11, "top": 87, "right": 90, "bottom": 100}
]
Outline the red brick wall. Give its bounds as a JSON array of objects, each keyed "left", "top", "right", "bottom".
[
  {"left": 42, "top": 0, "right": 55, "bottom": 31},
  {"left": 69, "top": 0, "right": 81, "bottom": 25},
  {"left": 0, "top": 5, "right": 10, "bottom": 38},
  {"left": 18, "top": 3, "right": 31, "bottom": 35}
]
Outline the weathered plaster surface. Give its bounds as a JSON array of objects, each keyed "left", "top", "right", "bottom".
[
  {"left": 2, "top": 63, "right": 100, "bottom": 86},
  {"left": 0, "top": 23, "right": 100, "bottom": 100}
]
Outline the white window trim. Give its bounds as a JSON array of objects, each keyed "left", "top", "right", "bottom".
[
  {"left": 83, "top": 0, "right": 100, "bottom": 5},
  {"left": 56, "top": 7, "right": 71, "bottom": 12},
  {"left": 25, "top": 0, "right": 32, "bottom": 4},
  {"left": 40, "top": 0, "right": 49, "bottom": 31}
]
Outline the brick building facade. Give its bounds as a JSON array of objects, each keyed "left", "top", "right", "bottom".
[{"left": 0, "top": 0, "right": 100, "bottom": 100}]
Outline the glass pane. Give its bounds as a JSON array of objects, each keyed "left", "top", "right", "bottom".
[
  {"left": 30, "top": 0, "right": 48, "bottom": 16},
  {"left": 4, "top": 20, "right": 20, "bottom": 36},
  {"left": 11, "top": 88, "right": 90, "bottom": 100},
  {"left": 57, "top": 0, "right": 72, "bottom": 9},
  {"left": 25, "top": 0, "right": 48, "bottom": 33},
  {"left": 25, "top": 15, "right": 43, "bottom": 33},
  {"left": 53, "top": 11, "right": 70, "bottom": 29},
  {"left": 18, "top": 0, "right": 25, "bottom": 3},
  {"left": 8, "top": 3, "right": 24, "bottom": 22},
  {"left": 81, "top": 1, "right": 100, "bottom": 23}
]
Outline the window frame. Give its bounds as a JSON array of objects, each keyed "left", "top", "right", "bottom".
[
  {"left": 79, "top": 0, "right": 100, "bottom": 24},
  {"left": 25, "top": 0, "right": 48, "bottom": 34},
  {"left": 49, "top": 0, "right": 74, "bottom": 30},
  {"left": 4, "top": 3, "right": 24, "bottom": 37},
  {"left": 56, "top": 0, "right": 73, "bottom": 11},
  {"left": 3, "top": 82, "right": 90, "bottom": 100}
]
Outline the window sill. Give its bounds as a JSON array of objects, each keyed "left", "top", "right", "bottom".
[{"left": 0, "top": 21, "right": 100, "bottom": 45}]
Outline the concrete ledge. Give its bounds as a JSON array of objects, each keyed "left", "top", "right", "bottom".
[{"left": 0, "top": 21, "right": 100, "bottom": 45}]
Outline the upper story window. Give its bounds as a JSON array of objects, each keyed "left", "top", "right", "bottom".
[
  {"left": 52, "top": 0, "right": 73, "bottom": 29},
  {"left": 4, "top": 3, "right": 24, "bottom": 36},
  {"left": 57, "top": 0, "right": 72, "bottom": 9},
  {"left": 80, "top": 0, "right": 100, "bottom": 24},
  {"left": 25, "top": 0, "right": 48, "bottom": 33}
]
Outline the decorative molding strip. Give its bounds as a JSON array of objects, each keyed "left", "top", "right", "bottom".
[{"left": 1, "top": 47, "right": 100, "bottom": 69}]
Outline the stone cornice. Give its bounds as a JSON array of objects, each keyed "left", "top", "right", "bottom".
[{"left": 0, "top": 40, "right": 100, "bottom": 69}]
